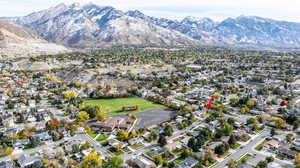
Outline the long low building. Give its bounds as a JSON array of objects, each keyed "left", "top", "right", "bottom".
[{"left": 91, "top": 116, "right": 131, "bottom": 131}]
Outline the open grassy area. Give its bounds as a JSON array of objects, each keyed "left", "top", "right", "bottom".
[{"left": 83, "top": 97, "right": 165, "bottom": 115}]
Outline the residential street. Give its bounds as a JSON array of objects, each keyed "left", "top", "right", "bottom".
[
  {"left": 213, "top": 128, "right": 270, "bottom": 168},
  {"left": 213, "top": 128, "right": 294, "bottom": 168}
]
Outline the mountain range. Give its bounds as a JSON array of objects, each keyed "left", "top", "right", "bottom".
[{"left": 3, "top": 2, "right": 300, "bottom": 49}]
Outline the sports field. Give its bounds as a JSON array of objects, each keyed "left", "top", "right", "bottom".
[{"left": 82, "top": 97, "right": 165, "bottom": 115}]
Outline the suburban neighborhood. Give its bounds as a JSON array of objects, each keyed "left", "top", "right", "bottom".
[{"left": 0, "top": 48, "right": 299, "bottom": 168}]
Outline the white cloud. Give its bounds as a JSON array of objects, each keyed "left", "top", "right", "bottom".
[{"left": 0, "top": 0, "right": 299, "bottom": 22}]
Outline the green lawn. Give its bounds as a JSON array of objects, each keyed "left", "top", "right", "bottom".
[
  {"left": 87, "top": 131, "right": 97, "bottom": 138},
  {"left": 231, "top": 143, "right": 241, "bottom": 149},
  {"left": 255, "top": 140, "right": 267, "bottom": 151},
  {"left": 172, "top": 148, "right": 183, "bottom": 155},
  {"left": 96, "top": 134, "right": 109, "bottom": 142},
  {"left": 173, "top": 157, "right": 185, "bottom": 164},
  {"left": 237, "top": 153, "right": 252, "bottom": 163},
  {"left": 83, "top": 97, "right": 165, "bottom": 115},
  {"left": 130, "top": 143, "right": 144, "bottom": 150}
]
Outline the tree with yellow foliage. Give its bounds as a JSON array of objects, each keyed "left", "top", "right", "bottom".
[
  {"left": 130, "top": 131, "right": 138, "bottom": 138},
  {"left": 78, "top": 103, "right": 85, "bottom": 110},
  {"left": 19, "top": 128, "right": 30, "bottom": 139},
  {"left": 44, "top": 74, "right": 62, "bottom": 84},
  {"left": 74, "top": 81, "right": 83, "bottom": 88},
  {"left": 76, "top": 111, "right": 89, "bottom": 123},
  {"left": 98, "top": 83, "right": 105, "bottom": 89},
  {"left": 269, "top": 117, "right": 287, "bottom": 128},
  {"left": 246, "top": 99, "right": 255, "bottom": 107},
  {"left": 86, "top": 83, "right": 92, "bottom": 89},
  {"left": 63, "top": 90, "right": 78, "bottom": 100},
  {"left": 240, "top": 106, "right": 250, "bottom": 113},
  {"left": 117, "top": 130, "right": 129, "bottom": 141},
  {"left": 79, "top": 152, "right": 102, "bottom": 168},
  {"left": 97, "top": 113, "right": 105, "bottom": 121},
  {"left": 295, "top": 153, "right": 300, "bottom": 165},
  {"left": 230, "top": 96, "right": 239, "bottom": 105},
  {"left": 4, "top": 147, "right": 13, "bottom": 156},
  {"left": 106, "top": 84, "right": 113, "bottom": 91},
  {"left": 114, "top": 143, "right": 123, "bottom": 152},
  {"left": 213, "top": 92, "right": 221, "bottom": 99}
]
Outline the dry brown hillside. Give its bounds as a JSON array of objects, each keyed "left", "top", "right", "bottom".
[
  {"left": 0, "top": 20, "right": 68, "bottom": 59},
  {"left": 0, "top": 20, "right": 43, "bottom": 43}
]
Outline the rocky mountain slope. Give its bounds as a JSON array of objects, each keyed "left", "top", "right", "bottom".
[
  {"left": 127, "top": 12, "right": 300, "bottom": 48},
  {"left": 5, "top": 2, "right": 300, "bottom": 48},
  {"left": 10, "top": 3, "right": 200, "bottom": 47},
  {"left": 0, "top": 20, "right": 68, "bottom": 59}
]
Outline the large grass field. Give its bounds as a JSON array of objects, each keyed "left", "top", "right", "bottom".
[{"left": 82, "top": 97, "right": 165, "bottom": 115}]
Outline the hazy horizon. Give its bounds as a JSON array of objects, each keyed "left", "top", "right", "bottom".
[{"left": 0, "top": 0, "right": 300, "bottom": 22}]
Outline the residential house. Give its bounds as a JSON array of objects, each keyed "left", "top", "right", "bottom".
[
  {"left": 0, "top": 160, "right": 14, "bottom": 168},
  {"left": 147, "top": 147, "right": 167, "bottom": 158},
  {"left": 263, "top": 139, "right": 279, "bottom": 151},
  {"left": 32, "top": 131, "right": 52, "bottom": 141},
  {"left": 277, "top": 146, "right": 297, "bottom": 159},
  {"left": 4, "top": 128, "right": 18, "bottom": 137},
  {"left": 237, "top": 163, "right": 253, "bottom": 168},
  {"left": 13, "top": 139, "right": 30, "bottom": 149},
  {"left": 17, "top": 154, "right": 41, "bottom": 168},
  {"left": 108, "top": 139, "right": 126, "bottom": 148},
  {"left": 292, "top": 136, "right": 300, "bottom": 150},
  {"left": 164, "top": 141, "right": 182, "bottom": 151},
  {"left": 176, "top": 157, "right": 198, "bottom": 168},
  {"left": 132, "top": 156, "right": 156, "bottom": 168},
  {"left": 28, "top": 100, "right": 36, "bottom": 108},
  {"left": 267, "top": 162, "right": 281, "bottom": 168},
  {"left": 128, "top": 138, "right": 143, "bottom": 146},
  {"left": 273, "top": 134, "right": 286, "bottom": 143},
  {"left": 208, "top": 142, "right": 223, "bottom": 151}
]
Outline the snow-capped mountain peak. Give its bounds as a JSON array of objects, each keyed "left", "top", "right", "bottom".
[{"left": 5, "top": 3, "right": 300, "bottom": 48}]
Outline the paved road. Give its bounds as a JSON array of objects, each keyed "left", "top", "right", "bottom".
[
  {"left": 167, "top": 118, "right": 204, "bottom": 141},
  {"left": 252, "top": 150, "right": 294, "bottom": 167},
  {"left": 213, "top": 128, "right": 270, "bottom": 168},
  {"left": 0, "top": 132, "right": 112, "bottom": 162},
  {"left": 0, "top": 137, "right": 70, "bottom": 162},
  {"left": 213, "top": 128, "right": 294, "bottom": 168},
  {"left": 74, "top": 133, "right": 112, "bottom": 158},
  {"left": 123, "top": 144, "right": 160, "bottom": 160}
]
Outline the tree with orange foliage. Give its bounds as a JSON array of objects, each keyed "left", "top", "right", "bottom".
[
  {"left": 85, "top": 126, "right": 91, "bottom": 132},
  {"left": 47, "top": 120, "right": 60, "bottom": 130},
  {"left": 51, "top": 120, "right": 60, "bottom": 127}
]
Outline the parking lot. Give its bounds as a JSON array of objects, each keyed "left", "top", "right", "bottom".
[{"left": 133, "top": 108, "right": 177, "bottom": 129}]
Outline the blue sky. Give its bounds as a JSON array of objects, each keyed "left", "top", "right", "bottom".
[{"left": 1, "top": 0, "right": 299, "bottom": 22}]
